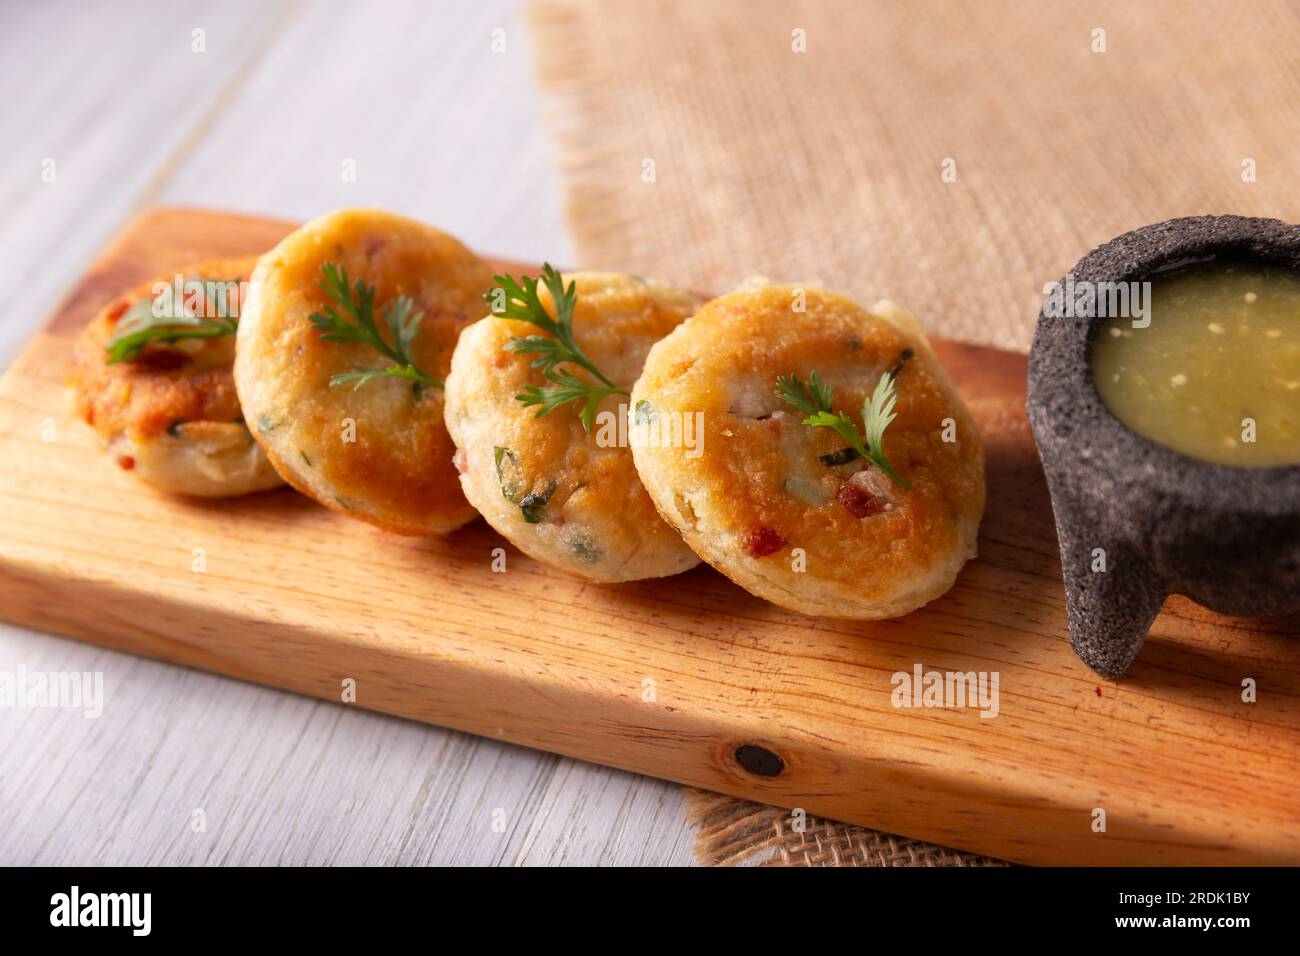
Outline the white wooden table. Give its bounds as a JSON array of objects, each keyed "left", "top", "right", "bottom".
[{"left": 0, "top": 0, "right": 698, "bottom": 866}]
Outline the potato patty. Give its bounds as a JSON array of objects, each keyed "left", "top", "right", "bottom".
[
  {"left": 235, "top": 209, "right": 492, "bottom": 534},
  {"left": 444, "top": 272, "right": 702, "bottom": 581},
  {"left": 630, "top": 284, "right": 986, "bottom": 618},
  {"left": 68, "top": 256, "right": 283, "bottom": 497}
]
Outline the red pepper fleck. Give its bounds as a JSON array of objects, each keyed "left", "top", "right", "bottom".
[
  {"left": 1094, "top": 686, "right": 1102, "bottom": 697},
  {"left": 135, "top": 349, "right": 190, "bottom": 371},
  {"left": 117, "top": 456, "right": 135, "bottom": 470},
  {"left": 836, "top": 479, "right": 886, "bottom": 518},
  {"left": 741, "top": 526, "right": 785, "bottom": 557}
]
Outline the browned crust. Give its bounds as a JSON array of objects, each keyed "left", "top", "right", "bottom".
[
  {"left": 235, "top": 210, "right": 494, "bottom": 535},
  {"left": 630, "top": 285, "right": 986, "bottom": 616},
  {"left": 444, "top": 272, "right": 703, "bottom": 578},
  {"left": 68, "top": 256, "right": 259, "bottom": 446}
]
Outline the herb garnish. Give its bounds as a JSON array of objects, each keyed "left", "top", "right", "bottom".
[
  {"left": 776, "top": 369, "right": 911, "bottom": 489},
  {"left": 486, "top": 264, "right": 628, "bottom": 431},
  {"left": 494, "top": 446, "right": 523, "bottom": 502},
  {"left": 519, "top": 480, "right": 558, "bottom": 524},
  {"left": 105, "top": 278, "right": 238, "bottom": 364},
  {"left": 308, "top": 261, "right": 440, "bottom": 391},
  {"left": 494, "top": 445, "right": 557, "bottom": 523}
]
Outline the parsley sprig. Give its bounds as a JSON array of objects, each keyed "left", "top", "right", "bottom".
[
  {"left": 486, "top": 264, "right": 628, "bottom": 431},
  {"left": 308, "top": 262, "right": 440, "bottom": 390},
  {"left": 776, "top": 369, "right": 911, "bottom": 489},
  {"left": 105, "top": 277, "right": 238, "bottom": 364}
]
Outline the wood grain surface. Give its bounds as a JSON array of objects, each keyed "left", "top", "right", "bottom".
[{"left": 2, "top": 207, "right": 1297, "bottom": 866}]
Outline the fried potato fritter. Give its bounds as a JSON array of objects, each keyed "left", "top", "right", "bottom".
[
  {"left": 444, "top": 272, "right": 702, "bottom": 581},
  {"left": 234, "top": 209, "right": 493, "bottom": 534},
  {"left": 68, "top": 256, "right": 283, "bottom": 497},
  {"left": 630, "top": 284, "right": 986, "bottom": 618}
]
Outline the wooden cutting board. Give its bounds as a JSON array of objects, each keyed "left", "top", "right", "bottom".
[{"left": 2, "top": 208, "right": 1297, "bottom": 866}]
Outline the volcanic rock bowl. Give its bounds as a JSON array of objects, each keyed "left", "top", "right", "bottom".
[{"left": 1027, "top": 215, "right": 1300, "bottom": 677}]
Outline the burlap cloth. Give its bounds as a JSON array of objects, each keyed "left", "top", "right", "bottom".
[{"left": 527, "top": 0, "right": 1300, "bottom": 865}]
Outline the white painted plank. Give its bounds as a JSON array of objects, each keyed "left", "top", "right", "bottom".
[
  {"left": 156, "top": 0, "right": 574, "bottom": 266},
  {"left": 0, "top": 0, "right": 280, "bottom": 366}
]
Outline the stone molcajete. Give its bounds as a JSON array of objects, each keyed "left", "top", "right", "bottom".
[{"left": 1027, "top": 215, "right": 1300, "bottom": 677}]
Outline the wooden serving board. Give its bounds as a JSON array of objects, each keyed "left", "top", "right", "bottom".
[{"left": 2, "top": 208, "right": 1297, "bottom": 866}]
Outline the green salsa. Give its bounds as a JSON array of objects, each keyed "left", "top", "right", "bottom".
[{"left": 1091, "top": 258, "right": 1300, "bottom": 468}]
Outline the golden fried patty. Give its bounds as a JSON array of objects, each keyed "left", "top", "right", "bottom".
[
  {"left": 68, "top": 256, "right": 284, "bottom": 497},
  {"left": 444, "top": 272, "right": 702, "bottom": 581},
  {"left": 235, "top": 209, "right": 493, "bottom": 535},
  {"left": 630, "top": 284, "right": 986, "bottom": 618}
]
